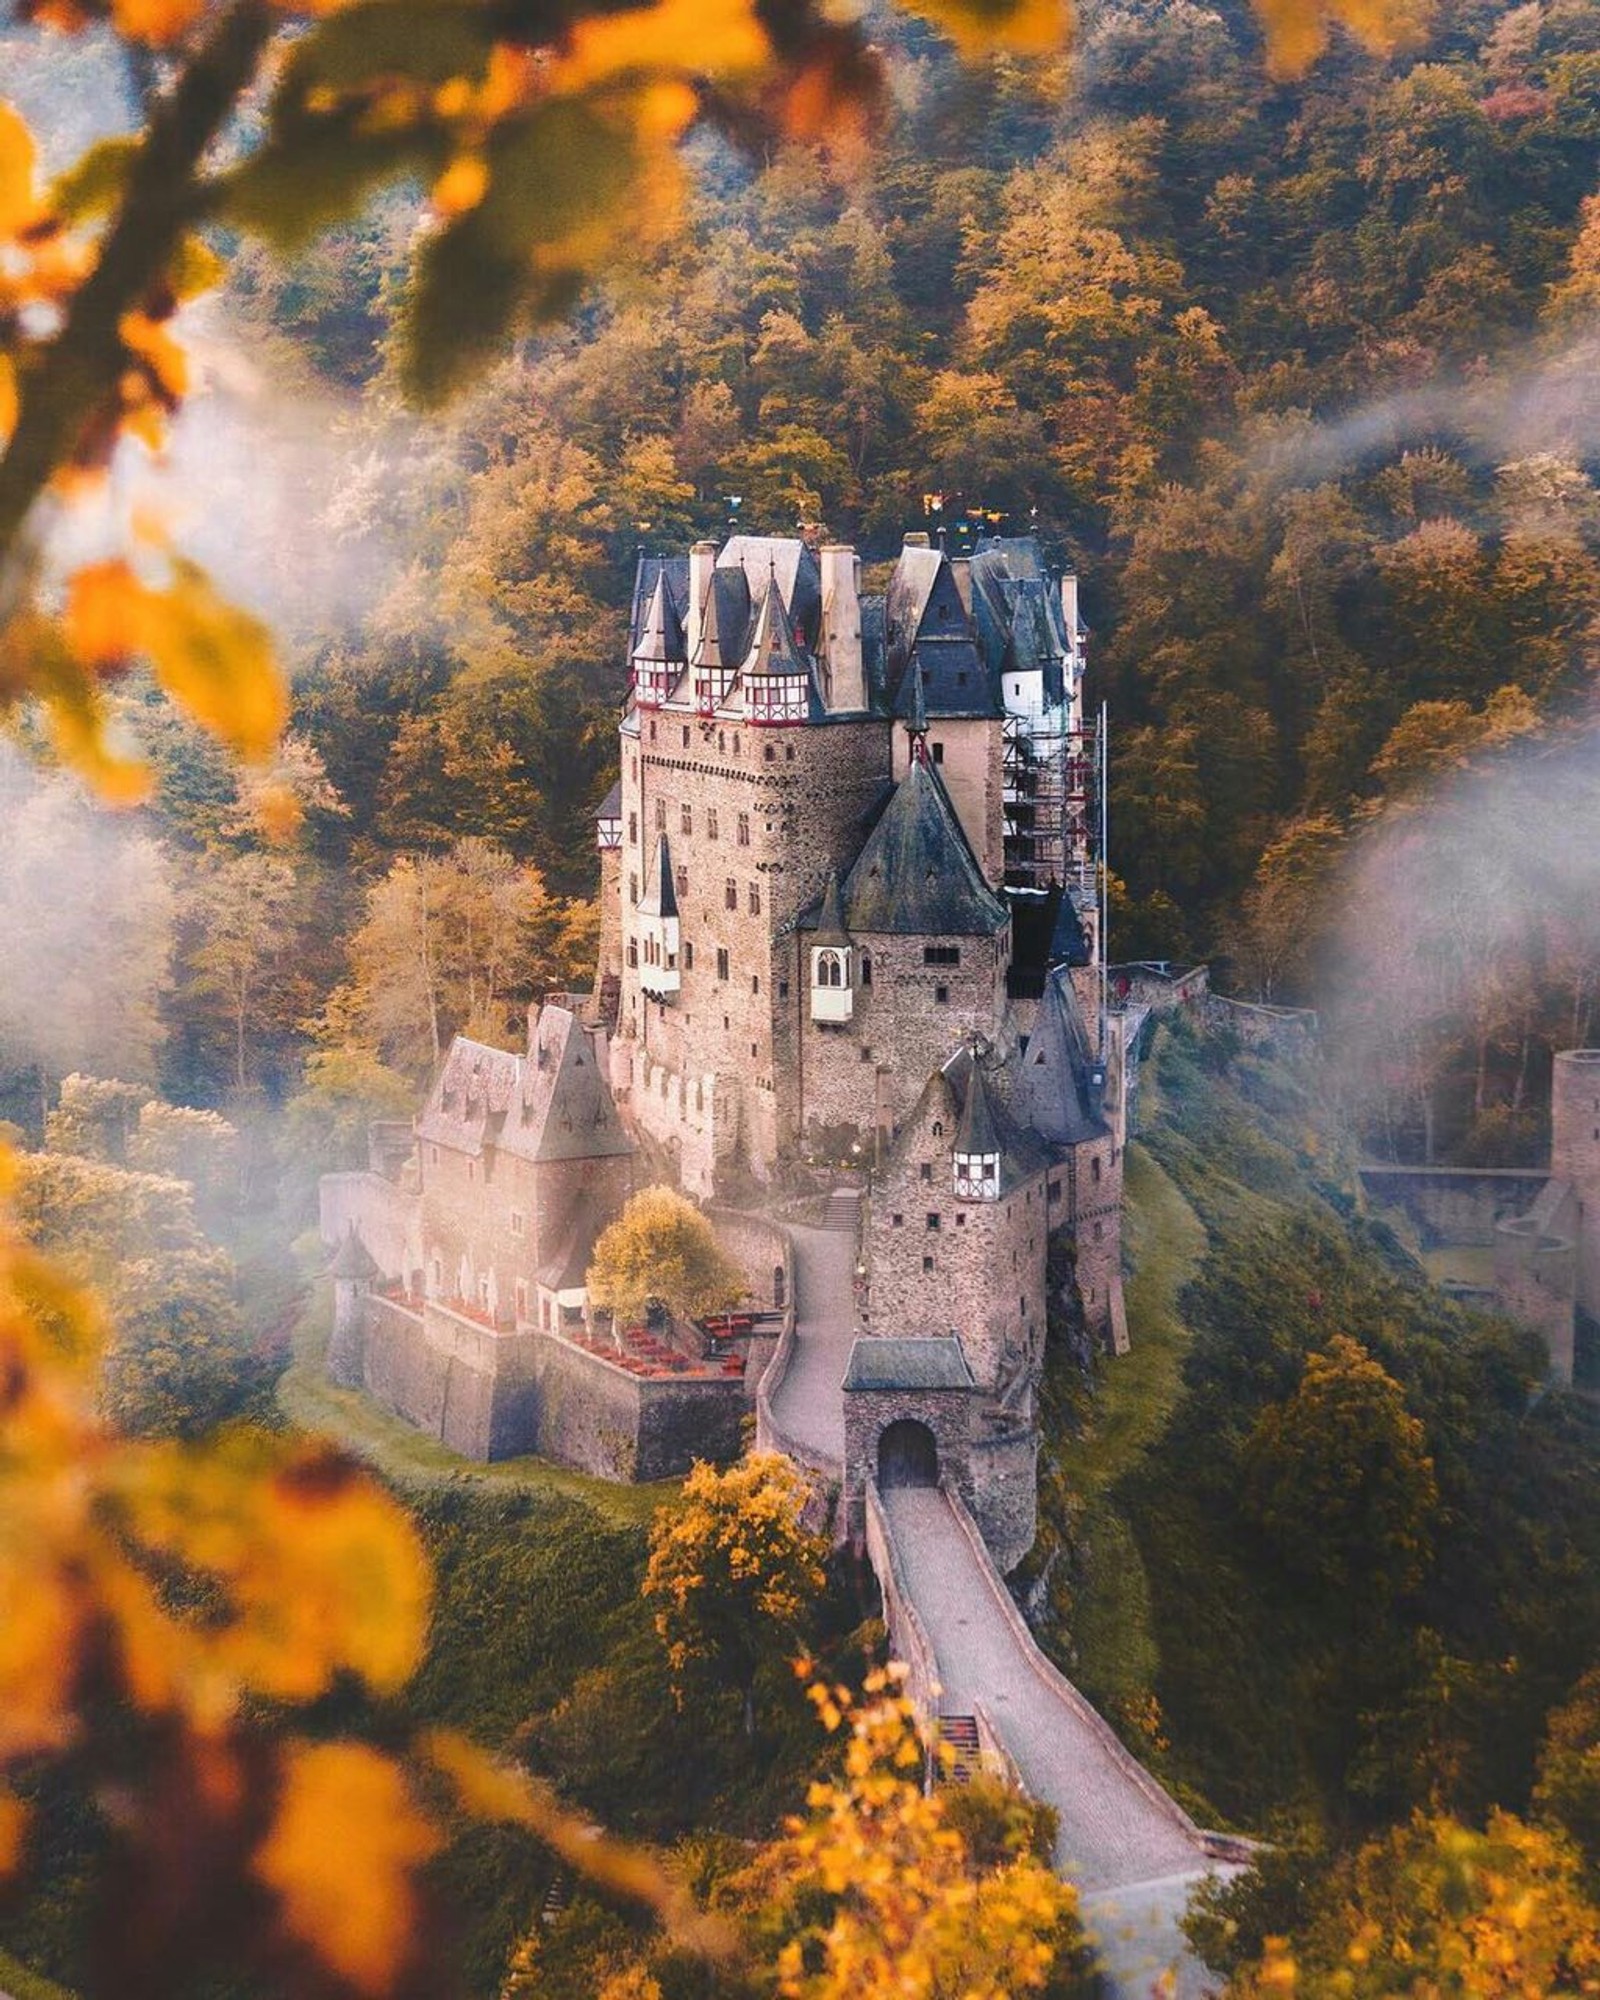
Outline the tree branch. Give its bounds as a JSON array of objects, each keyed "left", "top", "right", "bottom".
[{"left": 0, "top": 0, "right": 274, "bottom": 579}]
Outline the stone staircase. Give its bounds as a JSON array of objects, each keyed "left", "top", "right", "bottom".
[{"left": 936, "top": 1713, "right": 981, "bottom": 1785}]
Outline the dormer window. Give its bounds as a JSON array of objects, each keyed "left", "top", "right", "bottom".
[{"left": 810, "top": 945, "right": 853, "bottom": 1024}]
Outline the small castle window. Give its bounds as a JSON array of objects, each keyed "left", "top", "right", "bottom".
[
  {"left": 926, "top": 1212, "right": 940, "bottom": 1232},
  {"left": 717, "top": 948, "right": 730, "bottom": 980},
  {"left": 816, "top": 950, "right": 846, "bottom": 989},
  {"left": 509, "top": 1210, "right": 525, "bottom": 1238},
  {"left": 681, "top": 804, "right": 693, "bottom": 834},
  {"left": 718, "top": 731, "right": 726, "bottom": 752},
  {"left": 429, "top": 1145, "right": 439, "bottom": 1165},
  {"left": 1094, "top": 1222, "right": 1104, "bottom": 1242},
  {"left": 751, "top": 975, "right": 760, "bottom": 995},
  {"left": 1092, "top": 1156, "right": 1102, "bottom": 1184},
  {"left": 655, "top": 799, "right": 666, "bottom": 830},
  {"left": 515, "top": 1281, "right": 528, "bottom": 1320},
  {"left": 779, "top": 979, "right": 790, "bottom": 999},
  {"left": 1019, "top": 1296, "right": 1026, "bottom": 1317},
  {"left": 933, "top": 1121, "right": 943, "bottom": 1136},
  {"left": 892, "top": 1213, "right": 903, "bottom": 1227},
  {"left": 682, "top": 726, "right": 691, "bottom": 747},
  {"left": 707, "top": 808, "right": 719, "bottom": 840},
  {"left": 786, "top": 745, "right": 796, "bottom": 761},
  {"left": 649, "top": 720, "right": 657, "bottom": 741},
  {"left": 628, "top": 812, "right": 638, "bottom": 844},
  {"left": 935, "top": 985, "right": 949, "bottom": 1004},
  {"left": 765, "top": 746, "right": 776, "bottom": 763},
  {"left": 925, "top": 946, "right": 961, "bottom": 966},
  {"left": 733, "top": 734, "right": 740, "bottom": 753},
  {"left": 749, "top": 883, "right": 761, "bottom": 915},
  {"left": 860, "top": 1045, "right": 873, "bottom": 1062},
  {"left": 683, "top": 941, "right": 694, "bottom": 970},
  {"left": 956, "top": 1213, "right": 966, "bottom": 1228},
  {"left": 676, "top": 866, "right": 688, "bottom": 900},
  {"left": 725, "top": 878, "right": 738, "bottom": 910},
  {"left": 860, "top": 955, "right": 872, "bottom": 987},
  {"left": 629, "top": 874, "right": 638, "bottom": 904},
  {"left": 1049, "top": 1177, "right": 1062, "bottom": 1200},
  {"left": 738, "top": 813, "right": 751, "bottom": 846},
  {"left": 932, "top": 742, "right": 944, "bottom": 764},
  {"left": 920, "top": 1163, "right": 932, "bottom": 1183},
  {"left": 923, "top": 1255, "right": 935, "bottom": 1273},
  {"left": 627, "top": 940, "right": 638, "bottom": 967}
]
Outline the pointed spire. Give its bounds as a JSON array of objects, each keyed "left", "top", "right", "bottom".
[
  {"left": 955, "top": 1056, "right": 1002, "bottom": 1159},
  {"left": 743, "top": 572, "right": 808, "bottom": 679},
  {"left": 329, "top": 1222, "right": 379, "bottom": 1283},
  {"left": 905, "top": 667, "right": 928, "bottom": 759},
  {"left": 640, "top": 831, "right": 677, "bottom": 919},
  {"left": 812, "top": 869, "right": 850, "bottom": 947}
]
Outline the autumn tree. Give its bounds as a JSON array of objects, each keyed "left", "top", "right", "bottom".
[
  {"left": 587, "top": 1184, "right": 745, "bottom": 1327},
  {"left": 644, "top": 1454, "right": 826, "bottom": 1734},
  {"left": 1225, "top": 1810, "right": 1600, "bottom": 1998},
  {"left": 1534, "top": 1666, "right": 1600, "bottom": 1886},
  {"left": 330, "top": 840, "right": 595, "bottom": 1079},
  {"left": 750, "top": 1675, "right": 1094, "bottom": 1999},
  {"left": 1242, "top": 1334, "right": 1438, "bottom": 1604}
]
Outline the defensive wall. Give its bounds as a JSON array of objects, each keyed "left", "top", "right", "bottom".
[
  {"left": 341, "top": 1293, "right": 746, "bottom": 1478},
  {"left": 1357, "top": 1165, "right": 1551, "bottom": 1247}
]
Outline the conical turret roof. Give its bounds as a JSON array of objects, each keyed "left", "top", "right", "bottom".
[
  {"left": 639, "top": 832, "right": 678, "bottom": 919},
  {"left": 329, "top": 1224, "right": 379, "bottom": 1282},
  {"left": 840, "top": 759, "right": 1008, "bottom": 937},
  {"left": 742, "top": 573, "right": 810, "bottom": 679},
  {"left": 812, "top": 869, "right": 850, "bottom": 947},
  {"left": 631, "top": 572, "right": 685, "bottom": 664},
  {"left": 955, "top": 1058, "right": 1002, "bottom": 1158}
]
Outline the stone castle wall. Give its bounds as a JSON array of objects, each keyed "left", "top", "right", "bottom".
[
  {"left": 891, "top": 717, "right": 1005, "bottom": 884},
  {"left": 347, "top": 1295, "right": 745, "bottom": 1476},
  {"left": 321, "top": 1172, "right": 420, "bottom": 1287},
  {"left": 614, "top": 712, "right": 892, "bottom": 1184},
  {"left": 791, "top": 929, "right": 1013, "bottom": 1153}
]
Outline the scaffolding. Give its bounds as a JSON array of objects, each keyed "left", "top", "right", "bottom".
[{"left": 1002, "top": 709, "right": 1100, "bottom": 900}]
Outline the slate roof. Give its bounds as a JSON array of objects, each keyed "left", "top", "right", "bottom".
[
  {"left": 843, "top": 1335, "right": 976, "bottom": 1392},
  {"left": 743, "top": 574, "right": 812, "bottom": 679},
  {"left": 639, "top": 832, "right": 678, "bottom": 920},
  {"left": 629, "top": 555, "right": 688, "bottom": 652},
  {"left": 695, "top": 564, "right": 752, "bottom": 669},
  {"left": 537, "top": 1193, "right": 610, "bottom": 1292},
  {"left": 328, "top": 1224, "right": 379, "bottom": 1282},
  {"left": 954, "top": 1059, "right": 1003, "bottom": 1158},
  {"left": 595, "top": 778, "right": 622, "bottom": 822},
  {"left": 416, "top": 1009, "right": 634, "bottom": 1164},
  {"left": 1014, "top": 970, "right": 1108, "bottom": 1148},
  {"left": 836, "top": 758, "right": 1009, "bottom": 938},
  {"left": 942, "top": 1043, "right": 1053, "bottom": 1190},
  {"left": 717, "top": 536, "right": 821, "bottom": 646},
  {"left": 812, "top": 869, "right": 850, "bottom": 947},
  {"left": 631, "top": 572, "right": 686, "bottom": 664}
]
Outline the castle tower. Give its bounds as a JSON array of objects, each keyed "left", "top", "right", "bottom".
[
  {"left": 328, "top": 1223, "right": 379, "bottom": 1388},
  {"left": 595, "top": 780, "right": 623, "bottom": 987}
]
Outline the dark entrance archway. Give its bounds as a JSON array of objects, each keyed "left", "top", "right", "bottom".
[{"left": 877, "top": 1418, "right": 939, "bottom": 1490}]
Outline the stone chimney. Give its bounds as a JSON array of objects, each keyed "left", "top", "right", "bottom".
[
  {"left": 819, "top": 543, "right": 865, "bottom": 712},
  {"left": 951, "top": 555, "right": 973, "bottom": 614},
  {"left": 903, "top": 531, "right": 931, "bottom": 548},
  {"left": 1061, "top": 571, "right": 1081, "bottom": 647},
  {"left": 688, "top": 540, "right": 717, "bottom": 663}
]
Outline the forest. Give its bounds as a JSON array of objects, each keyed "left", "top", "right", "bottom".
[
  {"left": 2, "top": 0, "right": 1600, "bottom": 1996},
  {"left": 10, "top": 0, "right": 1600, "bottom": 1163}
]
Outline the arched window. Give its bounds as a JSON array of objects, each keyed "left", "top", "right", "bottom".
[
  {"left": 860, "top": 953, "right": 872, "bottom": 987},
  {"left": 816, "top": 949, "right": 846, "bottom": 989}
]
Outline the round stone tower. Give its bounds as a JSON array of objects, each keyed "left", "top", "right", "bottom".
[{"left": 1551, "top": 1048, "right": 1600, "bottom": 1186}]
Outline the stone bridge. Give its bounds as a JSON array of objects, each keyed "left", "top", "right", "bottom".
[{"left": 761, "top": 1191, "right": 1246, "bottom": 1997}]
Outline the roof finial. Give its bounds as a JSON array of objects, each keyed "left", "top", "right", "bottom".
[{"left": 906, "top": 667, "right": 929, "bottom": 760}]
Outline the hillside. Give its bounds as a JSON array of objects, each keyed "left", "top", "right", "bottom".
[{"left": 1031, "top": 1018, "right": 1600, "bottom": 1861}]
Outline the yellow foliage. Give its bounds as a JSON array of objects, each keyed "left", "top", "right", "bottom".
[
  {"left": 254, "top": 1741, "right": 440, "bottom": 1997},
  {"left": 111, "top": 0, "right": 210, "bottom": 45},
  {"left": 0, "top": 102, "right": 39, "bottom": 237},
  {"left": 901, "top": 0, "right": 1070, "bottom": 57},
  {"left": 763, "top": 1673, "right": 1083, "bottom": 1999},
  {"left": 587, "top": 1183, "right": 746, "bottom": 1324}
]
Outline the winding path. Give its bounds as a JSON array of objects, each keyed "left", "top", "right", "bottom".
[
  {"left": 880, "top": 1484, "right": 1231, "bottom": 1996},
  {"left": 767, "top": 1192, "right": 860, "bottom": 1470},
  {"left": 762, "top": 1183, "right": 1240, "bottom": 1995}
]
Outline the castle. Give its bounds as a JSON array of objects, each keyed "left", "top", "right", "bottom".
[{"left": 322, "top": 529, "right": 1129, "bottom": 1568}]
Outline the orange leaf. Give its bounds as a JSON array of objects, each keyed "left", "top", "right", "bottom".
[
  {"left": 0, "top": 1792, "right": 28, "bottom": 1878},
  {"left": 138, "top": 560, "right": 287, "bottom": 760},
  {"left": 255, "top": 1742, "right": 438, "bottom": 1997},
  {"left": 0, "top": 102, "right": 38, "bottom": 238},
  {"left": 64, "top": 559, "right": 153, "bottom": 667},
  {"left": 0, "top": 355, "right": 16, "bottom": 451},
  {"left": 897, "top": 0, "right": 1069, "bottom": 56},
  {"left": 111, "top": 0, "right": 209, "bottom": 46},
  {"left": 554, "top": 0, "right": 769, "bottom": 89}
]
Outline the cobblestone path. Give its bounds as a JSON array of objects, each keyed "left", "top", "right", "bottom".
[
  {"left": 882, "top": 1484, "right": 1230, "bottom": 1996},
  {"left": 766, "top": 1191, "right": 859, "bottom": 1469}
]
